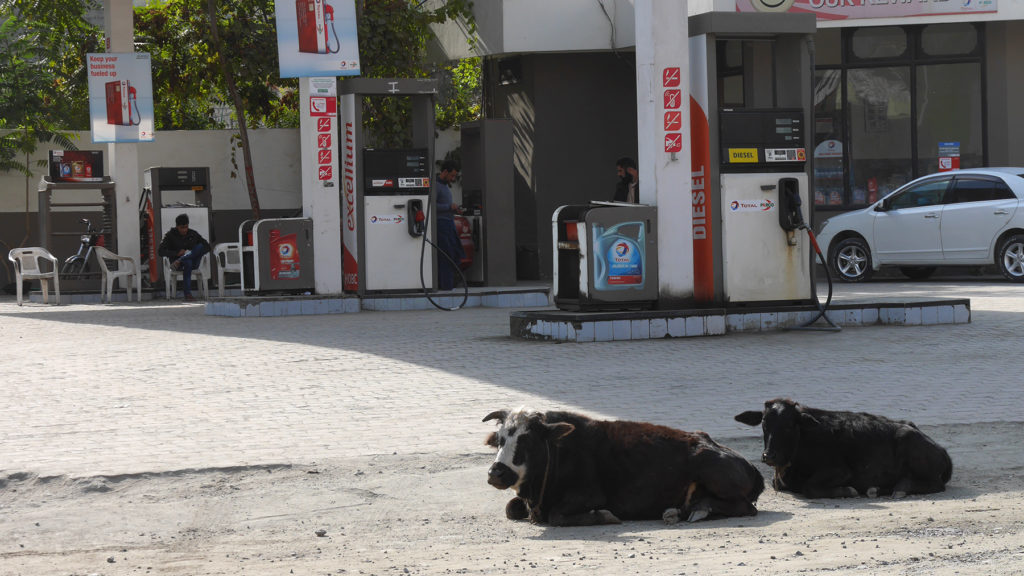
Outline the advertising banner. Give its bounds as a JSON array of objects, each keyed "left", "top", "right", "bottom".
[
  {"left": 87, "top": 52, "right": 155, "bottom": 143},
  {"left": 737, "top": 0, "right": 996, "bottom": 20},
  {"left": 276, "top": 0, "right": 361, "bottom": 78}
]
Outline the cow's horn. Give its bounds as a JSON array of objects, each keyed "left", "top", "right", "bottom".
[{"left": 483, "top": 410, "right": 508, "bottom": 423}]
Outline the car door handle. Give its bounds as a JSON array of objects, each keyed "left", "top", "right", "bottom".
[
  {"left": 924, "top": 213, "right": 939, "bottom": 218},
  {"left": 994, "top": 209, "right": 1010, "bottom": 215}
]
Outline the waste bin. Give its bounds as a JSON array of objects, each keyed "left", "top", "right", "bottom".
[{"left": 553, "top": 203, "right": 658, "bottom": 311}]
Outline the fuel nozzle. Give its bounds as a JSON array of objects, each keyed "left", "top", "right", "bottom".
[{"left": 407, "top": 199, "right": 426, "bottom": 237}]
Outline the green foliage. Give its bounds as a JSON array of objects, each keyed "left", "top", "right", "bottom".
[
  {"left": 134, "top": 0, "right": 299, "bottom": 130},
  {"left": 0, "top": 0, "right": 98, "bottom": 174},
  {"left": 356, "top": 0, "right": 479, "bottom": 147},
  {"left": 435, "top": 56, "right": 480, "bottom": 130},
  {"left": 0, "top": 0, "right": 481, "bottom": 143}
]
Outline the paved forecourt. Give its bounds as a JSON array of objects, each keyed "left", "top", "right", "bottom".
[{"left": 0, "top": 279, "right": 1021, "bottom": 478}]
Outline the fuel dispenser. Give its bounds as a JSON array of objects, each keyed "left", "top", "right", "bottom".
[
  {"left": 361, "top": 148, "right": 433, "bottom": 290},
  {"left": 142, "top": 167, "right": 213, "bottom": 285},
  {"left": 689, "top": 12, "right": 817, "bottom": 305},
  {"left": 553, "top": 204, "right": 658, "bottom": 311},
  {"left": 338, "top": 78, "right": 438, "bottom": 294}
]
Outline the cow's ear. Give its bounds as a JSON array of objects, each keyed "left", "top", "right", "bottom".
[
  {"left": 545, "top": 422, "right": 575, "bottom": 441},
  {"left": 485, "top": 431, "right": 498, "bottom": 448},
  {"left": 734, "top": 411, "right": 764, "bottom": 426},
  {"left": 483, "top": 410, "right": 508, "bottom": 423}
]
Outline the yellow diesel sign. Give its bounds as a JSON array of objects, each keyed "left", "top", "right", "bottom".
[{"left": 728, "top": 148, "right": 759, "bottom": 163}]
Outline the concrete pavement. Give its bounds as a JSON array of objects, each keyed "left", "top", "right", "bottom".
[{"left": 1, "top": 279, "right": 1022, "bottom": 478}]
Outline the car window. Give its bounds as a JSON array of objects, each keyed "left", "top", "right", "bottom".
[
  {"left": 945, "top": 177, "right": 1016, "bottom": 204},
  {"left": 889, "top": 178, "right": 950, "bottom": 210}
]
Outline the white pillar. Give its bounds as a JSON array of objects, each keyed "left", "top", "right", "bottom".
[
  {"left": 300, "top": 78, "right": 343, "bottom": 294},
  {"left": 104, "top": 0, "right": 140, "bottom": 268},
  {"left": 635, "top": 0, "right": 693, "bottom": 306}
]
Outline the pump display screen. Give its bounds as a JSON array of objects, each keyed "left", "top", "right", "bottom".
[
  {"left": 363, "top": 148, "right": 430, "bottom": 195},
  {"left": 719, "top": 109, "right": 806, "bottom": 172}
]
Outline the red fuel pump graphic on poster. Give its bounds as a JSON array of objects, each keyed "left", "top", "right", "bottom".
[
  {"left": 87, "top": 53, "right": 154, "bottom": 142},
  {"left": 296, "top": 0, "right": 339, "bottom": 54},
  {"left": 269, "top": 229, "right": 301, "bottom": 280},
  {"left": 105, "top": 80, "right": 139, "bottom": 126}
]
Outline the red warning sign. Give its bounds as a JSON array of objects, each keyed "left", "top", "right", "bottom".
[
  {"left": 318, "top": 133, "right": 331, "bottom": 148},
  {"left": 318, "top": 165, "right": 333, "bottom": 180},
  {"left": 665, "top": 133, "right": 682, "bottom": 153},
  {"left": 317, "top": 117, "right": 332, "bottom": 132},
  {"left": 663, "top": 89, "right": 681, "bottom": 110},
  {"left": 663, "top": 67, "right": 680, "bottom": 87},
  {"left": 664, "top": 111, "right": 682, "bottom": 131},
  {"left": 318, "top": 149, "right": 332, "bottom": 165}
]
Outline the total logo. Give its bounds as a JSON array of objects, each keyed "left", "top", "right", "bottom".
[
  {"left": 730, "top": 199, "right": 776, "bottom": 211},
  {"left": 614, "top": 242, "right": 631, "bottom": 260},
  {"left": 279, "top": 244, "right": 293, "bottom": 257},
  {"left": 370, "top": 215, "right": 405, "bottom": 224}
]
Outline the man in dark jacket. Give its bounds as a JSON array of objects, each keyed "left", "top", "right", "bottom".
[{"left": 158, "top": 213, "right": 211, "bottom": 301}]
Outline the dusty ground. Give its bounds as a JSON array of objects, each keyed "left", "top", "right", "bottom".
[{"left": 1, "top": 421, "right": 1022, "bottom": 576}]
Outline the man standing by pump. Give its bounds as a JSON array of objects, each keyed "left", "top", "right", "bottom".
[{"left": 435, "top": 160, "right": 465, "bottom": 291}]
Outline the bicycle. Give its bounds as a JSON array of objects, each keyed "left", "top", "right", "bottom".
[{"left": 61, "top": 218, "right": 104, "bottom": 276}]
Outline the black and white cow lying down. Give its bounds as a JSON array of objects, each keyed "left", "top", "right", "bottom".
[
  {"left": 483, "top": 408, "right": 764, "bottom": 526},
  {"left": 735, "top": 398, "right": 953, "bottom": 499}
]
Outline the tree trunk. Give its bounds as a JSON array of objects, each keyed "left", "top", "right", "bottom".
[{"left": 206, "top": 0, "right": 261, "bottom": 220}]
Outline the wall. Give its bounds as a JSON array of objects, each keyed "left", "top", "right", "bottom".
[
  {"left": 489, "top": 51, "right": 639, "bottom": 280},
  {"left": 1, "top": 127, "right": 463, "bottom": 277},
  {"left": 985, "top": 20, "right": 1024, "bottom": 167}
]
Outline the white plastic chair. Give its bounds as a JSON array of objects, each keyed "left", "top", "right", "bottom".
[
  {"left": 213, "top": 242, "right": 242, "bottom": 297},
  {"left": 8, "top": 247, "right": 60, "bottom": 306},
  {"left": 94, "top": 246, "right": 141, "bottom": 303},
  {"left": 163, "top": 254, "right": 210, "bottom": 300}
]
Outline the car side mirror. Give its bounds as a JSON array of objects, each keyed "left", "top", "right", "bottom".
[{"left": 875, "top": 200, "right": 889, "bottom": 212}]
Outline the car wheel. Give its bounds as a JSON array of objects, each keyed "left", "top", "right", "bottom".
[
  {"left": 997, "top": 234, "right": 1024, "bottom": 282},
  {"left": 829, "top": 237, "right": 873, "bottom": 282},
  {"left": 899, "top": 266, "right": 937, "bottom": 280}
]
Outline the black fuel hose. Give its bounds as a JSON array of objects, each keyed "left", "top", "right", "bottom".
[
  {"left": 418, "top": 186, "right": 468, "bottom": 311},
  {"left": 787, "top": 224, "right": 841, "bottom": 332}
]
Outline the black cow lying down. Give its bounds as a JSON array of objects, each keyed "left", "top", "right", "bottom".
[
  {"left": 735, "top": 398, "right": 952, "bottom": 499},
  {"left": 483, "top": 408, "right": 764, "bottom": 526}
]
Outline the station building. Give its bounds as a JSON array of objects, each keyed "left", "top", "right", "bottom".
[{"left": 436, "top": 0, "right": 1024, "bottom": 280}]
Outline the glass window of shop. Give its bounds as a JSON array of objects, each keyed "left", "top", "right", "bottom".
[{"left": 812, "top": 23, "right": 985, "bottom": 210}]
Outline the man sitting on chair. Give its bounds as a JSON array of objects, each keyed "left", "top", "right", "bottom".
[{"left": 158, "top": 213, "right": 211, "bottom": 301}]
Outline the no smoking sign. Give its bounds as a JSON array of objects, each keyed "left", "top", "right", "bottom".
[
  {"left": 664, "top": 111, "right": 682, "bottom": 131},
  {"left": 662, "top": 67, "right": 680, "bottom": 87}
]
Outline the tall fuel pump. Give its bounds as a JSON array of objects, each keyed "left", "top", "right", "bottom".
[
  {"left": 338, "top": 78, "right": 438, "bottom": 294},
  {"left": 689, "top": 12, "right": 818, "bottom": 306}
]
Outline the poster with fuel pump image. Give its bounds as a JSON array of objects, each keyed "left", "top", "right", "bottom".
[
  {"left": 86, "top": 53, "right": 155, "bottom": 142},
  {"left": 275, "top": 0, "right": 360, "bottom": 78}
]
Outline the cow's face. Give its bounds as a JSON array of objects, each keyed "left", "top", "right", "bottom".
[
  {"left": 735, "top": 399, "right": 804, "bottom": 467},
  {"left": 483, "top": 409, "right": 573, "bottom": 492}
]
